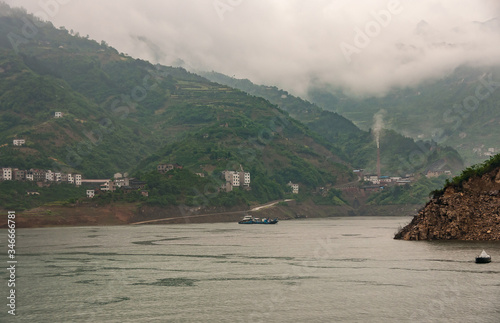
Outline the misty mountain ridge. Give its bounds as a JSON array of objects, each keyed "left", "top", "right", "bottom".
[{"left": 308, "top": 63, "right": 500, "bottom": 165}]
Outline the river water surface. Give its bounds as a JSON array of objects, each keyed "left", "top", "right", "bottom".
[{"left": 2, "top": 217, "right": 500, "bottom": 322}]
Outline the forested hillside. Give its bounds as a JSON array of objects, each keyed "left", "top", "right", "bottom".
[
  {"left": 201, "top": 71, "right": 464, "bottom": 175},
  {"left": 0, "top": 4, "right": 353, "bottom": 207}
]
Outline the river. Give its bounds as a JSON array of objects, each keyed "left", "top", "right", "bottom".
[{"left": 2, "top": 217, "right": 499, "bottom": 322}]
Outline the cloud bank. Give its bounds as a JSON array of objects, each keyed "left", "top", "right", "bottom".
[{"left": 5, "top": 0, "right": 500, "bottom": 96}]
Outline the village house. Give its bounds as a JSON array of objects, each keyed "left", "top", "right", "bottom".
[
  {"left": 288, "top": 181, "right": 299, "bottom": 194},
  {"left": 115, "top": 177, "right": 130, "bottom": 188},
  {"left": 86, "top": 190, "right": 95, "bottom": 198},
  {"left": 54, "top": 112, "right": 63, "bottom": 118},
  {"left": 1, "top": 166, "right": 83, "bottom": 187},
  {"left": 379, "top": 176, "right": 392, "bottom": 184},
  {"left": 26, "top": 171, "right": 34, "bottom": 181},
  {"left": 100, "top": 180, "right": 116, "bottom": 192},
  {"left": 45, "top": 170, "right": 54, "bottom": 182},
  {"left": 363, "top": 174, "right": 380, "bottom": 185},
  {"left": 13, "top": 139, "right": 25, "bottom": 146},
  {"left": 13, "top": 168, "right": 26, "bottom": 181},
  {"left": 27, "top": 169, "right": 45, "bottom": 182}
]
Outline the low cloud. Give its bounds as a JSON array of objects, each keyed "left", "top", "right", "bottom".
[{"left": 6, "top": 0, "right": 500, "bottom": 97}]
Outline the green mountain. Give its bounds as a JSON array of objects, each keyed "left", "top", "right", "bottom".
[
  {"left": 200, "top": 71, "right": 464, "bottom": 176},
  {"left": 308, "top": 65, "right": 500, "bottom": 165},
  {"left": 0, "top": 4, "right": 354, "bottom": 206}
]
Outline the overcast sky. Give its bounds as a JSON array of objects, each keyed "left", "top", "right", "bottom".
[{"left": 5, "top": 0, "right": 500, "bottom": 96}]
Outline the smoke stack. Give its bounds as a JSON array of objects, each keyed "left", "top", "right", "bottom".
[
  {"left": 377, "top": 145, "right": 381, "bottom": 178},
  {"left": 373, "top": 109, "right": 385, "bottom": 179}
]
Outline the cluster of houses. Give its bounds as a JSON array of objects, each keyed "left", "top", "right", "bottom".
[
  {"left": 356, "top": 166, "right": 452, "bottom": 192},
  {"left": 362, "top": 174, "right": 413, "bottom": 186},
  {"left": 1, "top": 167, "right": 82, "bottom": 185},
  {"left": 473, "top": 146, "right": 496, "bottom": 158},
  {"left": 84, "top": 172, "right": 148, "bottom": 198},
  {"left": 3, "top": 158, "right": 299, "bottom": 200},
  {"left": 0, "top": 166, "right": 148, "bottom": 199}
]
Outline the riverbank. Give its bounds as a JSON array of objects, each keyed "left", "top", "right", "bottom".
[{"left": 0, "top": 200, "right": 421, "bottom": 228}]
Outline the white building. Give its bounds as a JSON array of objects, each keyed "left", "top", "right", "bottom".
[
  {"left": 363, "top": 175, "right": 380, "bottom": 185},
  {"left": 45, "top": 170, "right": 54, "bottom": 181},
  {"left": 231, "top": 173, "right": 240, "bottom": 187},
  {"left": 54, "top": 112, "right": 63, "bottom": 118},
  {"left": 239, "top": 172, "right": 251, "bottom": 186},
  {"left": 75, "top": 174, "right": 82, "bottom": 186},
  {"left": 115, "top": 177, "right": 129, "bottom": 188},
  {"left": 26, "top": 172, "right": 34, "bottom": 181},
  {"left": 54, "top": 172, "right": 62, "bottom": 182},
  {"left": 288, "top": 181, "right": 299, "bottom": 194},
  {"left": 13, "top": 139, "right": 25, "bottom": 146},
  {"left": 2, "top": 168, "right": 12, "bottom": 180},
  {"left": 86, "top": 190, "right": 95, "bottom": 198},
  {"left": 68, "top": 174, "right": 74, "bottom": 184}
]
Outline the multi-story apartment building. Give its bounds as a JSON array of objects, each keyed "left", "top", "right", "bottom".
[
  {"left": 45, "top": 170, "right": 54, "bottom": 182},
  {"left": 13, "top": 168, "right": 26, "bottom": 181},
  {"left": 75, "top": 174, "right": 82, "bottom": 186},
  {"left": 2, "top": 168, "right": 12, "bottom": 180}
]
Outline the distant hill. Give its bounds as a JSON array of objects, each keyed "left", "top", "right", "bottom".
[
  {"left": 201, "top": 71, "right": 464, "bottom": 175},
  {"left": 308, "top": 64, "right": 500, "bottom": 165}
]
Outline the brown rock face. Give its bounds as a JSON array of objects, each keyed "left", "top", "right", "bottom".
[{"left": 395, "top": 169, "right": 500, "bottom": 241}]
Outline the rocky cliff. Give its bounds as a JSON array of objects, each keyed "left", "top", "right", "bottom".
[{"left": 395, "top": 166, "right": 500, "bottom": 241}]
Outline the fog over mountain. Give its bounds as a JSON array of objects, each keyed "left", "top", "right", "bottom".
[{"left": 5, "top": 0, "right": 500, "bottom": 96}]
